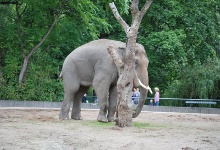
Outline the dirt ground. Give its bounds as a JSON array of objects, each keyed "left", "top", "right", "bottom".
[{"left": 0, "top": 108, "right": 220, "bottom": 150}]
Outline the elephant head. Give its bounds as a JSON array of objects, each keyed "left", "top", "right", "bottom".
[{"left": 132, "top": 43, "right": 151, "bottom": 118}]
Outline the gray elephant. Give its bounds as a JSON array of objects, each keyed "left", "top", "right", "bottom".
[{"left": 59, "top": 39, "right": 150, "bottom": 122}]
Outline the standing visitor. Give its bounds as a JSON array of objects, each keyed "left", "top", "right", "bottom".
[
  {"left": 132, "top": 88, "right": 140, "bottom": 105},
  {"left": 82, "top": 94, "right": 87, "bottom": 103},
  {"left": 154, "top": 87, "right": 160, "bottom": 106},
  {"left": 131, "top": 88, "right": 136, "bottom": 105},
  {"left": 149, "top": 99, "right": 153, "bottom": 106}
]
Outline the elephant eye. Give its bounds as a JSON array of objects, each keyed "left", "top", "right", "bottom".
[{"left": 135, "top": 62, "right": 139, "bottom": 68}]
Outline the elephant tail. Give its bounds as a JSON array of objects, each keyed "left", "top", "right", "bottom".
[{"left": 59, "top": 71, "right": 63, "bottom": 78}]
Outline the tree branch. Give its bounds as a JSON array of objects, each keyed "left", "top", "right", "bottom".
[
  {"left": 107, "top": 45, "right": 124, "bottom": 73},
  {"left": 130, "top": 0, "right": 139, "bottom": 21},
  {"left": 0, "top": 1, "right": 18, "bottom": 5},
  {"left": 139, "top": 0, "right": 152, "bottom": 22},
  {"left": 109, "top": 2, "right": 130, "bottom": 35},
  {"left": 27, "top": 15, "right": 58, "bottom": 59},
  {"left": 130, "top": 0, "right": 152, "bottom": 32},
  {"left": 18, "top": 0, "right": 67, "bottom": 84},
  {"left": 19, "top": 4, "right": 27, "bottom": 18},
  {"left": 26, "top": 0, "right": 65, "bottom": 59},
  {"left": 19, "top": 15, "right": 58, "bottom": 84}
]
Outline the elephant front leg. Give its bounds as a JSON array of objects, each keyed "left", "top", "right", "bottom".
[
  {"left": 97, "top": 105, "right": 108, "bottom": 122},
  {"left": 107, "top": 106, "right": 116, "bottom": 122},
  {"left": 107, "top": 85, "right": 117, "bottom": 122},
  {"left": 93, "top": 76, "right": 110, "bottom": 122},
  {"left": 71, "top": 100, "right": 82, "bottom": 120}
]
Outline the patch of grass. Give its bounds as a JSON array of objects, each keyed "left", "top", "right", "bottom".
[
  {"left": 65, "top": 120, "right": 167, "bottom": 129},
  {"left": 81, "top": 120, "right": 115, "bottom": 127},
  {"left": 133, "top": 122, "right": 166, "bottom": 128}
]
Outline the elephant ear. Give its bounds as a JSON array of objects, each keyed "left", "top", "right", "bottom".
[{"left": 117, "top": 47, "right": 126, "bottom": 61}]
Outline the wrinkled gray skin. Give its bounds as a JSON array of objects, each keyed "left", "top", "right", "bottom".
[{"left": 59, "top": 39, "right": 149, "bottom": 122}]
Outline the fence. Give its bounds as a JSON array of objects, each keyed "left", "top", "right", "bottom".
[
  {"left": 83, "top": 96, "right": 220, "bottom": 108},
  {"left": 83, "top": 97, "right": 220, "bottom": 109},
  {"left": 145, "top": 98, "right": 220, "bottom": 108},
  {"left": 0, "top": 99, "right": 220, "bottom": 114}
]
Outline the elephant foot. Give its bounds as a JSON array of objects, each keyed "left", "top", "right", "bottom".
[
  {"left": 59, "top": 113, "right": 69, "bottom": 120},
  {"left": 132, "top": 111, "right": 137, "bottom": 118},
  {"left": 107, "top": 116, "right": 115, "bottom": 122},
  {"left": 97, "top": 115, "right": 108, "bottom": 123},
  {"left": 71, "top": 115, "right": 83, "bottom": 120},
  {"left": 60, "top": 118, "right": 69, "bottom": 120}
]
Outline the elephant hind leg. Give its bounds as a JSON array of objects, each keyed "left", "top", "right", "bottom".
[
  {"left": 59, "top": 92, "right": 74, "bottom": 120},
  {"left": 59, "top": 73, "right": 80, "bottom": 120},
  {"left": 71, "top": 86, "right": 89, "bottom": 120}
]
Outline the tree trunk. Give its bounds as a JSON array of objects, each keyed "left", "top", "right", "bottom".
[
  {"left": 19, "top": 56, "right": 28, "bottom": 84},
  {"left": 116, "top": 55, "right": 134, "bottom": 127},
  {"left": 109, "top": 0, "right": 152, "bottom": 127}
]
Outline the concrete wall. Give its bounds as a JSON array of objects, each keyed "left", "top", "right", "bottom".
[{"left": 0, "top": 100, "right": 219, "bottom": 114}]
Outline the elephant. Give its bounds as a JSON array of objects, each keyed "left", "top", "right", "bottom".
[{"left": 59, "top": 39, "right": 150, "bottom": 122}]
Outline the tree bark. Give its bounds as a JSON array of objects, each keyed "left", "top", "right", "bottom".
[{"left": 109, "top": 0, "right": 152, "bottom": 127}]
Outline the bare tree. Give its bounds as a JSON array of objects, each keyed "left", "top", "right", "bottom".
[{"left": 108, "top": 0, "right": 152, "bottom": 127}]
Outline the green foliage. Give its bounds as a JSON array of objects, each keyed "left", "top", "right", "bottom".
[
  {"left": 164, "top": 58, "right": 220, "bottom": 99},
  {"left": 141, "top": 29, "right": 187, "bottom": 92},
  {"left": 1, "top": 0, "right": 220, "bottom": 102},
  {"left": 0, "top": 0, "right": 110, "bottom": 101}
]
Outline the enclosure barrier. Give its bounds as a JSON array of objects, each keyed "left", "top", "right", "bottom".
[
  {"left": 147, "top": 98, "right": 220, "bottom": 108},
  {"left": 0, "top": 99, "right": 219, "bottom": 114}
]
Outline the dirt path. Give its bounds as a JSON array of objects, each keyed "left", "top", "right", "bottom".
[{"left": 0, "top": 108, "right": 220, "bottom": 150}]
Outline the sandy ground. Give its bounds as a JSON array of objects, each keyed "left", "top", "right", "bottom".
[{"left": 0, "top": 108, "right": 220, "bottom": 150}]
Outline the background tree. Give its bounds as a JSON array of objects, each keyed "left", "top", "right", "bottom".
[{"left": 0, "top": 0, "right": 219, "bottom": 104}]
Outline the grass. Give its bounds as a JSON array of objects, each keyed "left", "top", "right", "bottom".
[
  {"left": 80, "top": 120, "right": 115, "bottom": 127},
  {"left": 79, "top": 120, "right": 166, "bottom": 129},
  {"left": 132, "top": 122, "right": 165, "bottom": 128}
]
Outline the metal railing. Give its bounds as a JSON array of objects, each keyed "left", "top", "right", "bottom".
[
  {"left": 146, "top": 98, "right": 220, "bottom": 108},
  {"left": 84, "top": 96, "right": 220, "bottom": 108}
]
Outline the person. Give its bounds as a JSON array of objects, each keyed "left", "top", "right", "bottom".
[
  {"left": 82, "top": 94, "right": 87, "bottom": 103},
  {"left": 132, "top": 87, "right": 140, "bottom": 105},
  {"left": 93, "top": 90, "right": 97, "bottom": 104},
  {"left": 154, "top": 87, "right": 160, "bottom": 106},
  {"left": 131, "top": 88, "right": 135, "bottom": 105},
  {"left": 149, "top": 99, "right": 153, "bottom": 106}
]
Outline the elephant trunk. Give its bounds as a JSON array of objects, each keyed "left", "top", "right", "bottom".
[{"left": 132, "top": 71, "right": 150, "bottom": 118}]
